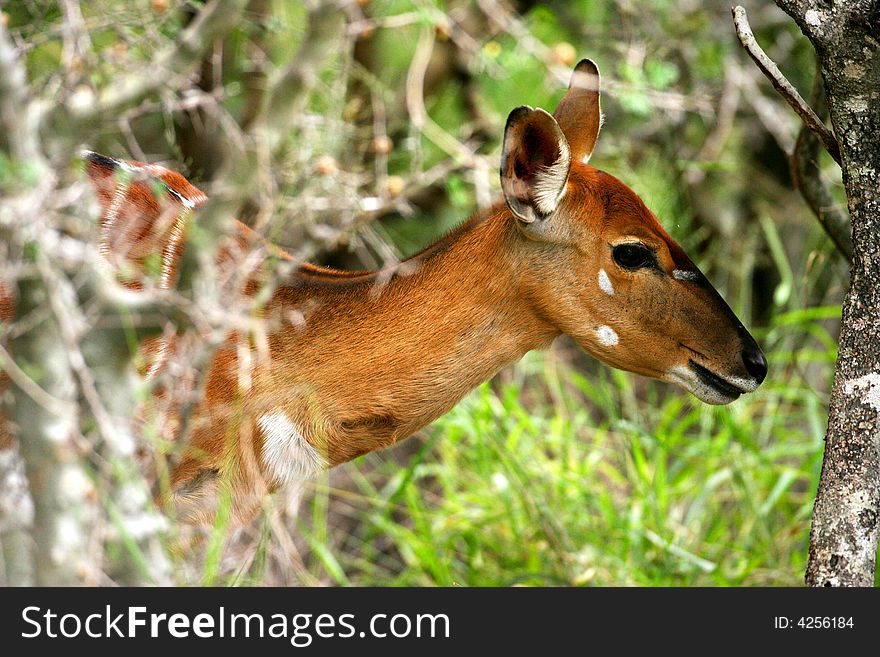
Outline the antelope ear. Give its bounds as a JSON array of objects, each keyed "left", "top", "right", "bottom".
[
  {"left": 553, "top": 58, "right": 602, "bottom": 164},
  {"left": 500, "top": 106, "right": 571, "bottom": 224}
]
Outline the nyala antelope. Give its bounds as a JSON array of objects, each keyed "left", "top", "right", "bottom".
[{"left": 8, "top": 60, "right": 768, "bottom": 525}]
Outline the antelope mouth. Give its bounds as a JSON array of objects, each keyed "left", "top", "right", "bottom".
[
  {"left": 665, "top": 360, "right": 754, "bottom": 405},
  {"left": 688, "top": 360, "right": 747, "bottom": 401}
]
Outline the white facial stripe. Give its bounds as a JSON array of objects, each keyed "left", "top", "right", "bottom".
[
  {"left": 596, "top": 325, "right": 618, "bottom": 347},
  {"left": 532, "top": 138, "right": 571, "bottom": 216},
  {"left": 673, "top": 269, "right": 700, "bottom": 282},
  {"left": 258, "top": 411, "right": 326, "bottom": 485},
  {"left": 598, "top": 269, "right": 614, "bottom": 296}
]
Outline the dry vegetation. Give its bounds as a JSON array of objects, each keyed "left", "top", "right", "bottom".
[{"left": 0, "top": 0, "right": 860, "bottom": 585}]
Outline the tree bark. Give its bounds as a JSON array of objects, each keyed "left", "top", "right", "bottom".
[
  {"left": 8, "top": 276, "right": 98, "bottom": 585},
  {"left": 775, "top": 0, "right": 880, "bottom": 586}
]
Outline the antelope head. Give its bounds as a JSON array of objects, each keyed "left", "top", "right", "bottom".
[{"left": 501, "top": 59, "right": 766, "bottom": 404}]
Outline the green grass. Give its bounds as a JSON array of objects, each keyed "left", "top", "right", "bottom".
[
  {"left": 277, "top": 194, "right": 850, "bottom": 588},
  {"left": 279, "top": 308, "right": 835, "bottom": 586}
]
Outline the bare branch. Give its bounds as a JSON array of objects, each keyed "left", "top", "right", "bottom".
[
  {"left": 0, "top": 21, "right": 41, "bottom": 161},
  {"left": 685, "top": 60, "right": 742, "bottom": 186},
  {"left": 791, "top": 68, "right": 853, "bottom": 262},
  {"left": 172, "top": 0, "right": 347, "bottom": 251},
  {"left": 35, "top": 252, "right": 129, "bottom": 455},
  {"left": 731, "top": 5, "right": 841, "bottom": 165},
  {"left": 59, "top": 0, "right": 91, "bottom": 85},
  {"left": 48, "top": 0, "right": 248, "bottom": 130},
  {"left": 262, "top": 1, "right": 347, "bottom": 140},
  {"left": 0, "top": 343, "right": 76, "bottom": 418},
  {"left": 0, "top": 445, "right": 35, "bottom": 586},
  {"left": 405, "top": 26, "right": 481, "bottom": 167},
  {"left": 239, "top": 0, "right": 271, "bottom": 131},
  {"left": 8, "top": 276, "right": 98, "bottom": 585}
]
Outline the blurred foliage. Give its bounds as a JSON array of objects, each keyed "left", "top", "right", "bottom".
[{"left": 3, "top": 0, "right": 857, "bottom": 585}]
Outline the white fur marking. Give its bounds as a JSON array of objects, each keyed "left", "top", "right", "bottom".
[
  {"left": 258, "top": 411, "right": 326, "bottom": 485},
  {"left": 598, "top": 268, "right": 614, "bottom": 296},
  {"left": 664, "top": 365, "right": 757, "bottom": 405},
  {"left": 725, "top": 374, "right": 759, "bottom": 393},
  {"left": 286, "top": 309, "right": 307, "bottom": 329},
  {"left": 159, "top": 208, "right": 190, "bottom": 289},
  {"left": 665, "top": 365, "right": 730, "bottom": 405},
  {"left": 145, "top": 339, "right": 168, "bottom": 381},
  {"left": 100, "top": 175, "right": 129, "bottom": 258},
  {"left": 532, "top": 138, "right": 571, "bottom": 216},
  {"left": 596, "top": 325, "right": 618, "bottom": 347},
  {"left": 673, "top": 269, "right": 699, "bottom": 282}
]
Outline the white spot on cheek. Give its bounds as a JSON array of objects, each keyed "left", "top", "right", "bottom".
[
  {"left": 844, "top": 374, "right": 880, "bottom": 413},
  {"left": 673, "top": 269, "right": 700, "bottom": 282},
  {"left": 596, "top": 325, "right": 618, "bottom": 347},
  {"left": 598, "top": 269, "right": 614, "bottom": 296},
  {"left": 258, "top": 411, "right": 327, "bottom": 485},
  {"left": 286, "top": 309, "right": 307, "bottom": 329}
]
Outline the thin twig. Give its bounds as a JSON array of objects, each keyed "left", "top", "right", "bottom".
[
  {"left": 686, "top": 60, "right": 743, "bottom": 186},
  {"left": 737, "top": 66, "right": 796, "bottom": 155},
  {"left": 35, "top": 253, "right": 128, "bottom": 453},
  {"left": 0, "top": 343, "right": 76, "bottom": 417},
  {"left": 47, "top": 0, "right": 248, "bottom": 130},
  {"left": 791, "top": 67, "right": 853, "bottom": 262},
  {"left": 261, "top": 1, "right": 346, "bottom": 141},
  {"left": 405, "top": 26, "right": 481, "bottom": 167},
  {"left": 59, "top": 0, "right": 91, "bottom": 86},
  {"left": 0, "top": 22, "right": 41, "bottom": 161},
  {"left": 731, "top": 5, "right": 841, "bottom": 165}
]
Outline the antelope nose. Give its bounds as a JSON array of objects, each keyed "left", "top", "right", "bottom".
[{"left": 742, "top": 346, "right": 768, "bottom": 384}]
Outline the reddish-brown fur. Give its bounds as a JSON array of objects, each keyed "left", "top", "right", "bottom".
[
  {"left": 0, "top": 281, "right": 13, "bottom": 451},
  {"left": 4, "top": 60, "right": 766, "bottom": 525}
]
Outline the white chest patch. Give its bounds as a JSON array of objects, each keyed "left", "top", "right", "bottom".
[
  {"left": 598, "top": 269, "right": 614, "bottom": 296},
  {"left": 596, "top": 325, "right": 619, "bottom": 347},
  {"left": 258, "top": 411, "right": 327, "bottom": 486}
]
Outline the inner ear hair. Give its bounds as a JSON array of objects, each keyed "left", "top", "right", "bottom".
[{"left": 500, "top": 106, "right": 572, "bottom": 225}]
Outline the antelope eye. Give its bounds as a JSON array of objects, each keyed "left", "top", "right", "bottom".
[{"left": 612, "top": 243, "right": 654, "bottom": 270}]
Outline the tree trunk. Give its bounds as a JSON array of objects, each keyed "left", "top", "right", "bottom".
[
  {"left": 8, "top": 276, "right": 98, "bottom": 585},
  {"left": 776, "top": 0, "right": 880, "bottom": 586}
]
